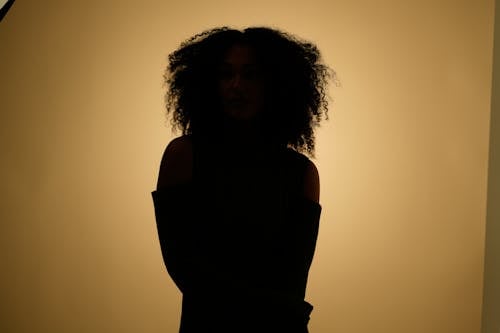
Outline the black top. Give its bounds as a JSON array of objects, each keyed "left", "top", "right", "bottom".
[{"left": 151, "top": 137, "right": 321, "bottom": 333}]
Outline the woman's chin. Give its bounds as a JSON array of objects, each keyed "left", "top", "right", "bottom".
[{"left": 224, "top": 108, "right": 259, "bottom": 122}]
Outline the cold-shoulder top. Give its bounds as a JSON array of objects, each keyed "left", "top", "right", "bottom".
[{"left": 151, "top": 138, "right": 321, "bottom": 333}]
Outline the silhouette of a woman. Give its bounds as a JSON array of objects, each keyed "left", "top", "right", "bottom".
[{"left": 152, "top": 27, "right": 331, "bottom": 333}]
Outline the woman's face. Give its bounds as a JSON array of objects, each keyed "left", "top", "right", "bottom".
[{"left": 216, "top": 43, "right": 267, "bottom": 122}]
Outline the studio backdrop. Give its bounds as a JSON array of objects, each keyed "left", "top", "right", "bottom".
[{"left": 0, "top": 0, "right": 496, "bottom": 332}]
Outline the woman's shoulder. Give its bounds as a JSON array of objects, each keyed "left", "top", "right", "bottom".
[
  {"left": 282, "top": 147, "right": 317, "bottom": 172},
  {"left": 283, "top": 148, "right": 320, "bottom": 204},
  {"left": 156, "top": 135, "right": 193, "bottom": 189},
  {"left": 166, "top": 134, "right": 193, "bottom": 153}
]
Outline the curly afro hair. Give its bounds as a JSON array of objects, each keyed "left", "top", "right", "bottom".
[{"left": 164, "top": 26, "right": 333, "bottom": 157}]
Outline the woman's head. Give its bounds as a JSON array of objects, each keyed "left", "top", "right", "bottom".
[
  {"left": 164, "top": 26, "right": 333, "bottom": 156},
  {"left": 217, "top": 42, "right": 267, "bottom": 122}
]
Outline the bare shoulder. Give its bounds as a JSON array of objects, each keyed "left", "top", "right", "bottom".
[
  {"left": 303, "top": 157, "right": 320, "bottom": 203},
  {"left": 156, "top": 135, "right": 193, "bottom": 189},
  {"left": 165, "top": 135, "right": 193, "bottom": 156}
]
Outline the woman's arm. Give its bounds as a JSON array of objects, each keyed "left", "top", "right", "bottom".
[
  {"left": 303, "top": 159, "right": 320, "bottom": 204},
  {"left": 154, "top": 135, "right": 204, "bottom": 293},
  {"left": 156, "top": 135, "right": 193, "bottom": 189},
  {"left": 154, "top": 136, "right": 246, "bottom": 295}
]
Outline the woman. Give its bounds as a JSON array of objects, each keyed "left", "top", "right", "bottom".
[{"left": 152, "top": 26, "right": 332, "bottom": 333}]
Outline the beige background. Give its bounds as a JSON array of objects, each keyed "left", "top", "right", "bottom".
[{"left": 0, "top": 0, "right": 496, "bottom": 332}]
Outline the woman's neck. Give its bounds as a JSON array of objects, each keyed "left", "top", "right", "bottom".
[{"left": 220, "top": 116, "right": 262, "bottom": 147}]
